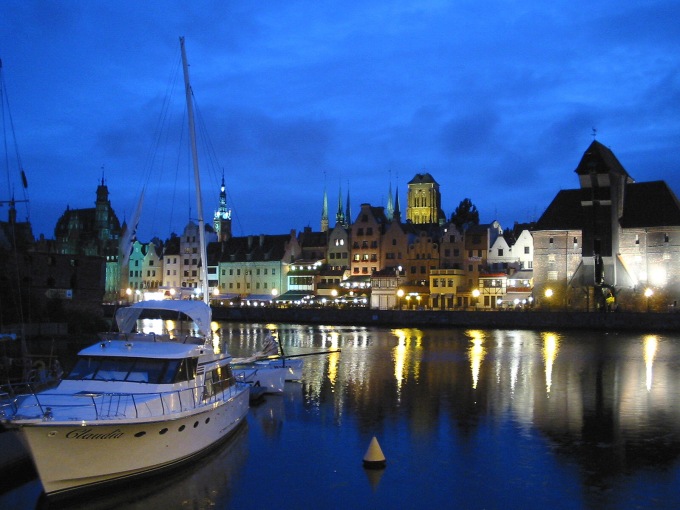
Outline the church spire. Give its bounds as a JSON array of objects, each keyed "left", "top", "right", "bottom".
[
  {"left": 386, "top": 180, "right": 394, "bottom": 221},
  {"left": 335, "top": 182, "right": 345, "bottom": 227},
  {"left": 213, "top": 171, "right": 232, "bottom": 241},
  {"left": 321, "top": 185, "right": 329, "bottom": 232},
  {"left": 345, "top": 182, "right": 352, "bottom": 227},
  {"left": 393, "top": 186, "right": 401, "bottom": 222}
]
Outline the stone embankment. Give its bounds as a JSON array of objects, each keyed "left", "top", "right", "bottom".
[{"left": 211, "top": 306, "right": 680, "bottom": 332}]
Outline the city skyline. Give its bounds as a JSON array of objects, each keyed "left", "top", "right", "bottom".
[{"left": 1, "top": 2, "right": 679, "bottom": 241}]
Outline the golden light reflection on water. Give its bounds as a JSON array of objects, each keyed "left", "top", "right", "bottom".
[
  {"left": 392, "top": 329, "right": 423, "bottom": 398},
  {"left": 466, "top": 329, "right": 486, "bottom": 390},
  {"left": 327, "top": 350, "right": 340, "bottom": 388},
  {"left": 644, "top": 335, "right": 658, "bottom": 391},
  {"left": 542, "top": 332, "right": 560, "bottom": 394}
]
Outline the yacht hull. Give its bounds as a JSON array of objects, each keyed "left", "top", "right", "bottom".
[{"left": 15, "top": 388, "right": 249, "bottom": 496}]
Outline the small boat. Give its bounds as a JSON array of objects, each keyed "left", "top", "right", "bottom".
[
  {"left": 232, "top": 330, "right": 304, "bottom": 382},
  {"left": 0, "top": 300, "right": 250, "bottom": 497},
  {"left": 232, "top": 362, "right": 286, "bottom": 394}
]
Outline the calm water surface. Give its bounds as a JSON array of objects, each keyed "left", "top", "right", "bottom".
[{"left": 3, "top": 323, "right": 680, "bottom": 509}]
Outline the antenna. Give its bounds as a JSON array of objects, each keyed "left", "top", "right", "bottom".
[{"left": 591, "top": 127, "right": 597, "bottom": 140}]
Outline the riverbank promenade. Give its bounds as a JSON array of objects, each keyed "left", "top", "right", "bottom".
[{"left": 210, "top": 306, "right": 680, "bottom": 332}]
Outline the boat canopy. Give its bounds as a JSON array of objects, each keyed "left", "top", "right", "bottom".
[{"left": 115, "top": 300, "right": 212, "bottom": 337}]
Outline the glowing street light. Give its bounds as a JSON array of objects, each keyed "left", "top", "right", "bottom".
[
  {"left": 472, "top": 288, "right": 480, "bottom": 308},
  {"left": 645, "top": 288, "right": 654, "bottom": 312}
]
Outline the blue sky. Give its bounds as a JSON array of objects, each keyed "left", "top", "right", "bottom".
[{"left": 1, "top": 1, "right": 679, "bottom": 241}]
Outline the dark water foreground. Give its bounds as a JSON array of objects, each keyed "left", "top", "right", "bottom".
[{"left": 2, "top": 323, "right": 680, "bottom": 509}]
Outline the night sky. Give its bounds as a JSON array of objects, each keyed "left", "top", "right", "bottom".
[{"left": 2, "top": 1, "right": 679, "bottom": 242}]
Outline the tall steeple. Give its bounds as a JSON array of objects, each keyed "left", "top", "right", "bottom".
[
  {"left": 386, "top": 180, "right": 394, "bottom": 221},
  {"left": 345, "top": 182, "right": 352, "bottom": 227},
  {"left": 213, "top": 172, "right": 232, "bottom": 241},
  {"left": 393, "top": 186, "right": 401, "bottom": 222},
  {"left": 335, "top": 182, "right": 345, "bottom": 227},
  {"left": 321, "top": 186, "right": 329, "bottom": 232}
]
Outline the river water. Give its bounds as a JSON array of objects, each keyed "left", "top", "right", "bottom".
[{"left": 2, "top": 322, "right": 680, "bottom": 509}]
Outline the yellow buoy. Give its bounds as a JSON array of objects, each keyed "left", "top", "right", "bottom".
[{"left": 363, "top": 436, "right": 386, "bottom": 469}]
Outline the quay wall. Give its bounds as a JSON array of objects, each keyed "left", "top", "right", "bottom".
[{"left": 210, "top": 306, "right": 680, "bottom": 333}]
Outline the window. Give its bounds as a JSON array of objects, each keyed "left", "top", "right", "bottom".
[
  {"left": 498, "top": 249, "right": 504, "bottom": 256},
  {"left": 524, "top": 246, "right": 530, "bottom": 254},
  {"left": 635, "top": 234, "right": 640, "bottom": 245},
  {"left": 665, "top": 233, "right": 669, "bottom": 243},
  {"left": 549, "top": 237, "right": 554, "bottom": 244},
  {"left": 548, "top": 270, "right": 558, "bottom": 280}
]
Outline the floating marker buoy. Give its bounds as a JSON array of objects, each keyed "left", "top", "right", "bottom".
[{"left": 363, "top": 436, "right": 386, "bottom": 469}]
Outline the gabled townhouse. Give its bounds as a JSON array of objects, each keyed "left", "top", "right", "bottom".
[
  {"left": 161, "top": 234, "right": 181, "bottom": 291},
  {"left": 350, "top": 204, "right": 388, "bottom": 276},
  {"left": 140, "top": 239, "right": 163, "bottom": 293},
  {"left": 327, "top": 223, "right": 350, "bottom": 271}
]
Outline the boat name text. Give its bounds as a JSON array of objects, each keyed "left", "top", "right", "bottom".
[{"left": 66, "top": 428, "right": 124, "bottom": 440}]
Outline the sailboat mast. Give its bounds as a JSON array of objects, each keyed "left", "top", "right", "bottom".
[{"left": 180, "top": 36, "right": 210, "bottom": 305}]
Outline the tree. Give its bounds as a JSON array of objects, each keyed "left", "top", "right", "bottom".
[{"left": 450, "top": 198, "right": 480, "bottom": 231}]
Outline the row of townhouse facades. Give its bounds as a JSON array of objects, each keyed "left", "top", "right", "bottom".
[
  {"left": 15, "top": 140, "right": 679, "bottom": 315},
  {"left": 121, "top": 171, "right": 537, "bottom": 310}
]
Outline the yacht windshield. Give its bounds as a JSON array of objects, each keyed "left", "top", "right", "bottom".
[{"left": 66, "top": 356, "right": 185, "bottom": 384}]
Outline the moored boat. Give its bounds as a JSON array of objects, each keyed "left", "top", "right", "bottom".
[
  {"left": 0, "top": 37, "right": 251, "bottom": 498},
  {"left": 0, "top": 300, "right": 250, "bottom": 497}
]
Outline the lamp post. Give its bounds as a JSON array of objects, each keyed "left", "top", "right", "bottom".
[
  {"left": 544, "top": 288, "right": 553, "bottom": 310},
  {"left": 644, "top": 288, "right": 653, "bottom": 312},
  {"left": 471, "top": 289, "right": 480, "bottom": 309},
  {"left": 397, "top": 288, "right": 404, "bottom": 310}
]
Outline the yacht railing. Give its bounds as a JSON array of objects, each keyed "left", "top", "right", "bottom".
[{"left": 0, "top": 374, "right": 242, "bottom": 422}]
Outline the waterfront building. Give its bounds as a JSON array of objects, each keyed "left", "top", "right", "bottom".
[
  {"left": 327, "top": 222, "right": 350, "bottom": 271},
  {"left": 429, "top": 268, "right": 466, "bottom": 310},
  {"left": 212, "top": 233, "right": 298, "bottom": 302},
  {"left": 533, "top": 140, "right": 680, "bottom": 311},
  {"left": 298, "top": 227, "right": 328, "bottom": 261},
  {"left": 178, "top": 220, "right": 217, "bottom": 296},
  {"left": 350, "top": 204, "right": 388, "bottom": 276},
  {"left": 53, "top": 178, "right": 121, "bottom": 303},
  {"left": 463, "top": 221, "right": 503, "bottom": 297},
  {"left": 161, "top": 234, "right": 181, "bottom": 292},
  {"left": 438, "top": 222, "right": 466, "bottom": 270}
]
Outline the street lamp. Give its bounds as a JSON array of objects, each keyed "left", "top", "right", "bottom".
[
  {"left": 645, "top": 288, "right": 653, "bottom": 312},
  {"left": 472, "top": 288, "right": 480, "bottom": 308},
  {"left": 397, "top": 288, "right": 405, "bottom": 310},
  {"left": 544, "top": 288, "right": 553, "bottom": 310}
]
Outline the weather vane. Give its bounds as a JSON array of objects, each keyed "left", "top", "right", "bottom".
[{"left": 591, "top": 127, "right": 597, "bottom": 140}]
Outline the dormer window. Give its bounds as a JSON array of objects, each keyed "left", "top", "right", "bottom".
[{"left": 665, "top": 233, "right": 669, "bottom": 243}]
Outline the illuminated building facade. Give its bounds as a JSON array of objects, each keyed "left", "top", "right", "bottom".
[{"left": 533, "top": 141, "right": 680, "bottom": 311}]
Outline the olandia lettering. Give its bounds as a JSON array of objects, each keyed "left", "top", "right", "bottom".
[{"left": 66, "top": 428, "right": 124, "bottom": 439}]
